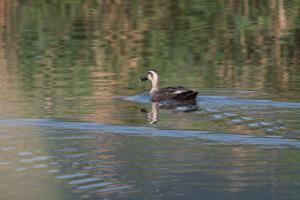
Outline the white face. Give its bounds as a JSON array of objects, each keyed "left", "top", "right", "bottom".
[{"left": 147, "top": 70, "right": 159, "bottom": 82}]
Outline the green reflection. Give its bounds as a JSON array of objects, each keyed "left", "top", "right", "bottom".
[
  {"left": 1, "top": 0, "right": 300, "bottom": 127},
  {"left": 0, "top": 2, "right": 300, "bottom": 199}
]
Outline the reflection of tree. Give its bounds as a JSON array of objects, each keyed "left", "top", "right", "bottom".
[
  {"left": 0, "top": 0, "right": 19, "bottom": 117},
  {"left": 3, "top": 0, "right": 300, "bottom": 119}
]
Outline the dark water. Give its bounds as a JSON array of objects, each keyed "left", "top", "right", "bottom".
[{"left": 1, "top": 1, "right": 300, "bottom": 199}]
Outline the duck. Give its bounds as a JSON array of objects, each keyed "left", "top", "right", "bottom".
[{"left": 140, "top": 70, "right": 198, "bottom": 102}]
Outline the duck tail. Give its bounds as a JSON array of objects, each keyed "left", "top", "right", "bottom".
[
  {"left": 176, "top": 90, "right": 198, "bottom": 101},
  {"left": 185, "top": 91, "right": 198, "bottom": 100}
]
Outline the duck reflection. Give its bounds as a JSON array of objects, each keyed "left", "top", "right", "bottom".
[
  {"left": 147, "top": 102, "right": 159, "bottom": 124},
  {"left": 141, "top": 101, "right": 198, "bottom": 124}
]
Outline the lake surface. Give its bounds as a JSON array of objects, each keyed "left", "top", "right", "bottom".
[{"left": 1, "top": 1, "right": 300, "bottom": 200}]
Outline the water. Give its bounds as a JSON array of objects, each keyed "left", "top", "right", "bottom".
[{"left": 1, "top": 1, "right": 300, "bottom": 199}]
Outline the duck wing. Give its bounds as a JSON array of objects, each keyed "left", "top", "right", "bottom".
[
  {"left": 153, "top": 86, "right": 198, "bottom": 101},
  {"left": 159, "top": 86, "right": 187, "bottom": 94},
  {"left": 174, "top": 90, "right": 198, "bottom": 101}
]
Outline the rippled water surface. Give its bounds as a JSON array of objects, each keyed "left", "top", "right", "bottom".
[{"left": 1, "top": 1, "right": 300, "bottom": 200}]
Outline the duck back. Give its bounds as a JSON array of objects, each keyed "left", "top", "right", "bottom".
[{"left": 151, "top": 86, "right": 198, "bottom": 102}]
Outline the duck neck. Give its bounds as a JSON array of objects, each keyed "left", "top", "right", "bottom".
[{"left": 150, "top": 78, "right": 159, "bottom": 97}]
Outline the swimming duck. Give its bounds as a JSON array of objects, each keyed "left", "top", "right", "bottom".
[{"left": 140, "top": 70, "right": 198, "bottom": 102}]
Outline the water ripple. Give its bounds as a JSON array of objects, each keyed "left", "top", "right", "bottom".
[
  {"left": 17, "top": 152, "right": 33, "bottom": 156},
  {"left": 0, "top": 118, "right": 299, "bottom": 148},
  {"left": 125, "top": 94, "right": 300, "bottom": 108},
  {"left": 19, "top": 156, "right": 50, "bottom": 163},
  {"left": 67, "top": 177, "right": 102, "bottom": 185},
  {"left": 77, "top": 182, "right": 113, "bottom": 190},
  {"left": 96, "top": 185, "right": 132, "bottom": 193},
  {"left": 56, "top": 173, "right": 88, "bottom": 180},
  {"left": 199, "top": 96, "right": 300, "bottom": 108}
]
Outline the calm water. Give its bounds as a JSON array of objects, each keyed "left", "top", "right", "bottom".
[{"left": 1, "top": 1, "right": 300, "bottom": 199}]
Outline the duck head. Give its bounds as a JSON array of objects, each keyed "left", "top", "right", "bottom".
[
  {"left": 140, "top": 70, "right": 160, "bottom": 96},
  {"left": 140, "top": 70, "right": 159, "bottom": 83}
]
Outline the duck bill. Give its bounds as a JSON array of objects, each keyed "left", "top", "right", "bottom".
[{"left": 140, "top": 76, "right": 148, "bottom": 81}]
